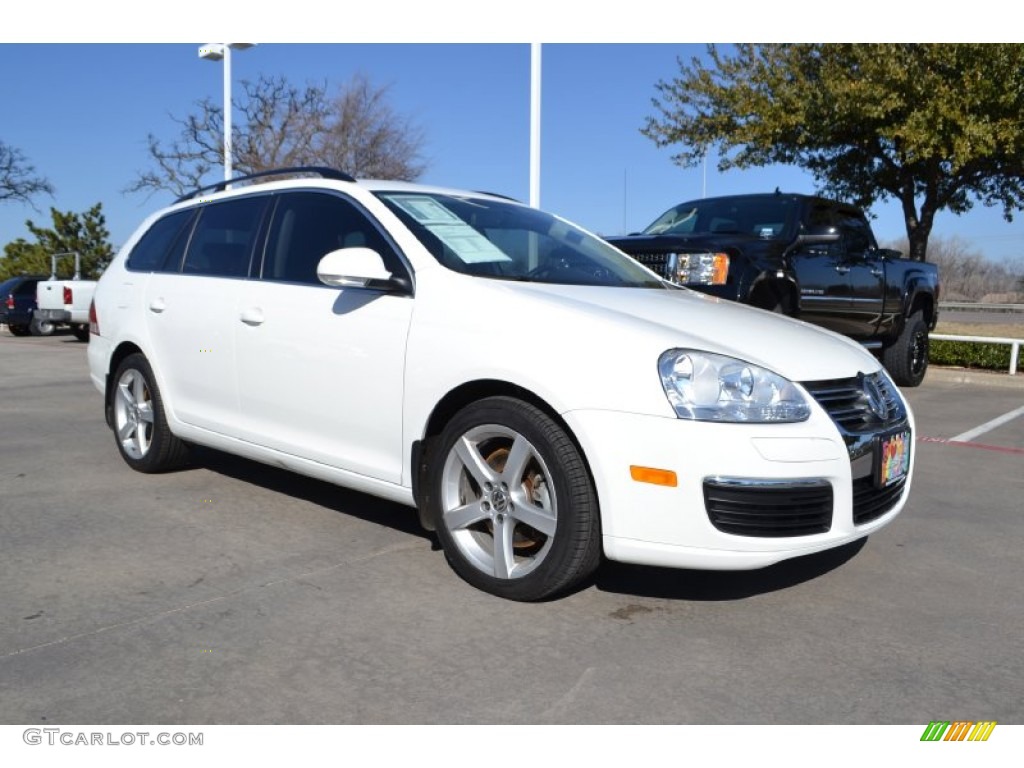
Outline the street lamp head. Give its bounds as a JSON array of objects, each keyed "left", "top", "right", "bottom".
[
  {"left": 198, "top": 44, "right": 224, "bottom": 61},
  {"left": 199, "top": 43, "right": 255, "bottom": 61}
]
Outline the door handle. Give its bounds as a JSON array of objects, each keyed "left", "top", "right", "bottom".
[
  {"left": 148, "top": 298, "right": 166, "bottom": 313},
  {"left": 834, "top": 265, "right": 850, "bottom": 275},
  {"left": 870, "top": 268, "right": 883, "bottom": 277},
  {"left": 239, "top": 307, "right": 265, "bottom": 326}
]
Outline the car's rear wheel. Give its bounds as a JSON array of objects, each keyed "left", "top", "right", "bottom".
[
  {"left": 71, "top": 324, "right": 90, "bottom": 342},
  {"left": 112, "top": 353, "right": 189, "bottom": 473},
  {"left": 30, "top": 317, "right": 55, "bottom": 336},
  {"left": 428, "top": 396, "right": 601, "bottom": 601},
  {"left": 7, "top": 324, "right": 30, "bottom": 337}
]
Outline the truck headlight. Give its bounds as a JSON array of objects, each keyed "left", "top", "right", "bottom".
[
  {"left": 667, "top": 252, "right": 729, "bottom": 285},
  {"left": 658, "top": 350, "right": 811, "bottom": 423}
]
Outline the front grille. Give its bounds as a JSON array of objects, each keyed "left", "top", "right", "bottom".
[
  {"left": 853, "top": 475, "right": 906, "bottom": 525},
  {"left": 802, "top": 372, "right": 905, "bottom": 432},
  {"left": 703, "top": 480, "right": 833, "bottom": 537},
  {"left": 630, "top": 252, "right": 670, "bottom": 279}
]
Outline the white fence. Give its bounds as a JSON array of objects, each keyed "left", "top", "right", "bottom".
[
  {"left": 939, "top": 302, "right": 1024, "bottom": 313},
  {"left": 930, "top": 334, "right": 1022, "bottom": 375}
]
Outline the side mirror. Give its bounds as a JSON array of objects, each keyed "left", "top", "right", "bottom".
[{"left": 316, "top": 248, "right": 410, "bottom": 293}]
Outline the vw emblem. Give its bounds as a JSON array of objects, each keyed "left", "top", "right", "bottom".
[{"left": 863, "top": 375, "right": 887, "bottom": 420}]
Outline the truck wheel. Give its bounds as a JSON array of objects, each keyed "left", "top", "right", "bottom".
[
  {"left": 882, "top": 311, "right": 929, "bottom": 387},
  {"left": 428, "top": 396, "right": 601, "bottom": 601},
  {"left": 72, "top": 324, "right": 90, "bottom": 342},
  {"left": 30, "top": 317, "right": 55, "bottom": 336},
  {"left": 111, "top": 353, "right": 190, "bottom": 473}
]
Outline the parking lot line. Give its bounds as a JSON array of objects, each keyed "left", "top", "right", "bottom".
[
  {"left": 949, "top": 404, "right": 1024, "bottom": 443},
  {"left": 918, "top": 436, "right": 1024, "bottom": 456}
]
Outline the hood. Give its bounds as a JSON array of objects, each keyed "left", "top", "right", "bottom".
[
  {"left": 499, "top": 282, "right": 880, "bottom": 383},
  {"left": 606, "top": 232, "right": 782, "bottom": 254}
]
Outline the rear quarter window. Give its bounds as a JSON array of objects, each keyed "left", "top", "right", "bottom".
[{"left": 126, "top": 209, "right": 197, "bottom": 272}]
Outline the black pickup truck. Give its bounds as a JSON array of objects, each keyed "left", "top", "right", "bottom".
[{"left": 606, "top": 192, "right": 940, "bottom": 386}]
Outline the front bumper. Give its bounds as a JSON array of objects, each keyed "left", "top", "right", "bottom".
[{"left": 563, "top": 402, "right": 913, "bottom": 571}]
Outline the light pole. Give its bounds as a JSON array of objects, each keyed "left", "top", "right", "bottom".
[
  {"left": 198, "top": 43, "right": 255, "bottom": 182},
  {"left": 529, "top": 43, "right": 541, "bottom": 209}
]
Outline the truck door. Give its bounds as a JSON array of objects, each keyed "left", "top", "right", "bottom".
[
  {"left": 793, "top": 203, "right": 851, "bottom": 334},
  {"left": 838, "top": 209, "right": 885, "bottom": 339}
]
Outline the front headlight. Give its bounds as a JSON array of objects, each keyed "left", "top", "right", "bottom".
[
  {"left": 658, "top": 349, "right": 811, "bottom": 423},
  {"left": 667, "top": 252, "right": 729, "bottom": 285}
]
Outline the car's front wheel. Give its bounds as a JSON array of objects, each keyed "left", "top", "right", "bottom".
[
  {"left": 882, "top": 311, "right": 929, "bottom": 387},
  {"left": 111, "top": 354, "right": 190, "bottom": 473},
  {"left": 428, "top": 396, "right": 601, "bottom": 601}
]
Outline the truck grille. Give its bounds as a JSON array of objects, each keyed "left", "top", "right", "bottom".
[
  {"left": 630, "top": 252, "right": 670, "bottom": 279},
  {"left": 703, "top": 479, "right": 833, "bottom": 537}
]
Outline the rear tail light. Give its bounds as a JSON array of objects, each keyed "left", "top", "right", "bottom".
[
  {"left": 63, "top": 286, "right": 73, "bottom": 305},
  {"left": 4, "top": 294, "right": 12, "bottom": 310},
  {"left": 88, "top": 299, "right": 99, "bottom": 337}
]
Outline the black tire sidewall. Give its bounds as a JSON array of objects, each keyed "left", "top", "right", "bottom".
[{"left": 884, "top": 312, "right": 928, "bottom": 387}]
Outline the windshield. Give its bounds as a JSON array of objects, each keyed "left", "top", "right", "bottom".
[
  {"left": 375, "top": 192, "right": 665, "bottom": 288},
  {"left": 643, "top": 196, "right": 800, "bottom": 239}
]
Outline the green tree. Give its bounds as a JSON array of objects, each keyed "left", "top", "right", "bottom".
[
  {"left": 643, "top": 44, "right": 1024, "bottom": 261},
  {"left": 0, "top": 203, "right": 114, "bottom": 280}
]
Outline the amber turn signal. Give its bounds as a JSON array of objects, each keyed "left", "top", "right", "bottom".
[{"left": 629, "top": 465, "right": 678, "bottom": 487}]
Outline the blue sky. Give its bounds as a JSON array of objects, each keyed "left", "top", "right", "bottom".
[{"left": 2, "top": 38, "right": 1021, "bottom": 263}]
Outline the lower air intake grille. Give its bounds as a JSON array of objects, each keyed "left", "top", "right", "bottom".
[
  {"left": 853, "top": 475, "right": 906, "bottom": 525},
  {"left": 703, "top": 480, "right": 833, "bottom": 537}
]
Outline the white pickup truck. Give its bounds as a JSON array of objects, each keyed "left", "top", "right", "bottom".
[{"left": 34, "top": 252, "right": 97, "bottom": 341}]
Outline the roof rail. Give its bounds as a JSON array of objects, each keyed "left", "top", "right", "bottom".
[
  {"left": 174, "top": 166, "right": 356, "bottom": 203},
  {"left": 473, "top": 190, "right": 521, "bottom": 202}
]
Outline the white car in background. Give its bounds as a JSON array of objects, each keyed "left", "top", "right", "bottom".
[{"left": 87, "top": 167, "right": 915, "bottom": 600}]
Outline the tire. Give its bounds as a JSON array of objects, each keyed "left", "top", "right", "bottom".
[
  {"left": 71, "top": 324, "right": 90, "bottom": 342},
  {"left": 111, "top": 353, "right": 190, "bottom": 473},
  {"left": 427, "top": 396, "right": 601, "bottom": 601},
  {"left": 882, "top": 311, "right": 929, "bottom": 387},
  {"left": 7, "top": 324, "right": 30, "bottom": 337},
  {"left": 30, "top": 316, "right": 55, "bottom": 336}
]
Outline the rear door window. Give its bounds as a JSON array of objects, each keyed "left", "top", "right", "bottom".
[{"left": 182, "top": 197, "right": 270, "bottom": 278}]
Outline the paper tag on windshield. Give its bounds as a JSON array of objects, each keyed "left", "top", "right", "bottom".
[{"left": 389, "top": 195, "right": 512, "bottom": 264}]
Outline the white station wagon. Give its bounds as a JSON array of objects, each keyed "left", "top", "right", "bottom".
[{"left": 88, "top": 167, "right": 915, "bottom": 600}]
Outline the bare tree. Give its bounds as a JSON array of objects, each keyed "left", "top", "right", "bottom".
[
  {"left": 883, "top": 235, "right": 1024, "bottom": 301},
  {"left": 316, "top": 73, "right": 426, "bottom": 180},
  {"left": 0, "top": 140, "right": 54, "bottom": 206},
  {"left": 127, "top": 73, "right": 426, "bottom": 199}
]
